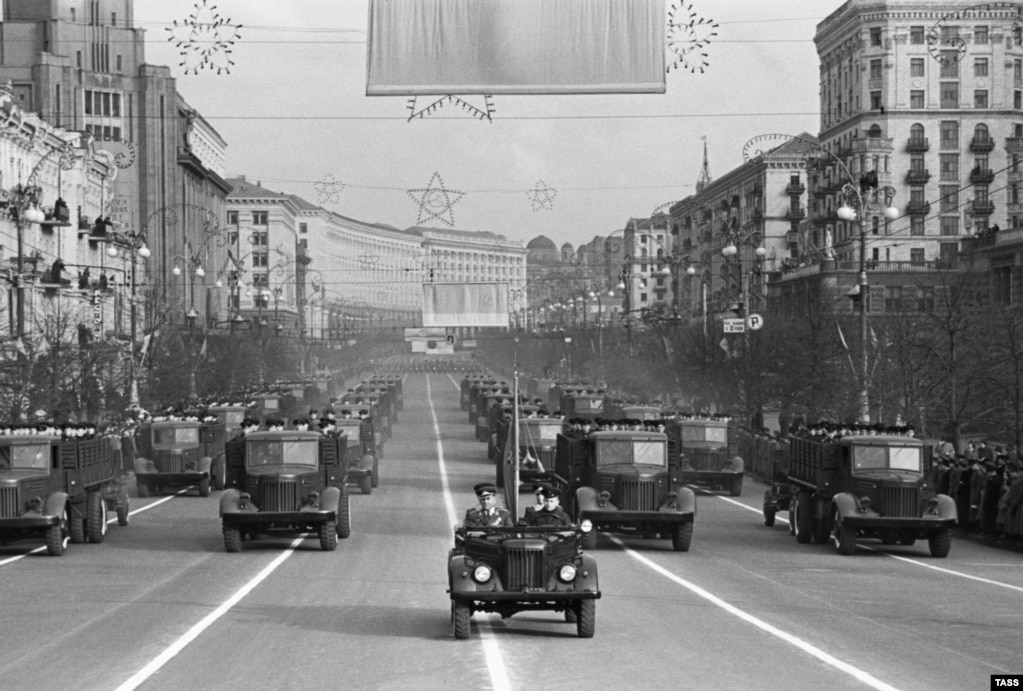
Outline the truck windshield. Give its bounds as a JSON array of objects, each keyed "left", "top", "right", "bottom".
[
  {"left": 0, "top": 444, "right": 50, "bottom": 470},
  {"left": 153, "top": 427, "right": 199, "bottom": 445},
  {"left": 596, "top": 440, "right": 667, "bottom": 467},
  {"left": 263, "top": 399, "right": 279, "bottom": 411},
  {"left": 223, "top": 411, "right": 245, "bottom": 426},
  {"left": 852, "top": 445, "right": 922, "bottom": 473},
  {"left": 246, "top": 440, "right": 318, "bottom": 468},
  {"left": 681, "top": 425, "right": 727, "bottom": 443},
  {"left": 520, "top": 422, "right": 560, "bottom": 443}
]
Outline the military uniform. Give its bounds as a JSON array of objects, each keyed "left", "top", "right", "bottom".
[{"left": 463, "top": 506, "right": 514, "bottom": 528}]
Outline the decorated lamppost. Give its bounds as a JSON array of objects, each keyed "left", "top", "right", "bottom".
[{"left": 105, "top": 230, "right": 151, "bottom": 407}]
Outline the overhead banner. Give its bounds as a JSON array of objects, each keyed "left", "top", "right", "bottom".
[
  {"left": 422, "top": 282, "right": 509, "bottom": 327},
  {"left": 366, "top": 0, "right": 666, "bottom": 95}
]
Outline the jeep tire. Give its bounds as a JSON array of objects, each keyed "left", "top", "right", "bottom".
[
  {"left": 224, "top": 527, "right": 242, "bottom": 553},
  {"left": 576, "top": 600, "right": 595, "bottom": 638},
  {"left": 453, "top": 601, "right": 472, "bottom": 640}
]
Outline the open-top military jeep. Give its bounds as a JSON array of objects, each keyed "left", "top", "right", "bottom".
[
  {"left": 134, "top": 419, "right": 227, "bottom": 497},
  {"left": 447, "top": 524, "right": 600, "bottom": 639},
  {"left": 219, "top": 430, "right": 350, "bottom": 552}
]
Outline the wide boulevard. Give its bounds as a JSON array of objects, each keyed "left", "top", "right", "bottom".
[{"left": 1, "top": 373, "right": 1020, "bottom": 691}]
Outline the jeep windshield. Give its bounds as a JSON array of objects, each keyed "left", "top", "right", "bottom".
[
  {"left": 153, "top": 427, "right": 200, "bottom": 445},
  {"left": 0, "top": 443, "right": 50, "bottom": 470},
  {"left": 596, "top": 440, "right": 667, "bottom": 467},
  {"left": 852, "top": 445, "right": 923, "bottom": 473},
  {"left": 246, "top": 440, "right": 318, "bottom": 468},
  {"left": 681, "top": 425, "right": 727, "bottom": 444}
]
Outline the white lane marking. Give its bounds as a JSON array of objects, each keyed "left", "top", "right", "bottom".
[
  {"left": 717, "top": 494, "right": 1023, "bottom": 594},
  {"left": 114, "top": 536, "right": 304, "bottom": 691},
  {"left": 611, "top": 536, "right": 900, "bottom": 691},
  {"left": 426, "top": 375, "right": 511, "bottom": 691},
  {"left": 0, "top": 488, "right": 191, "bottom": 567}
]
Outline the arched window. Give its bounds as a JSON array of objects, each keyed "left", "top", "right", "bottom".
[
  {"left": 910, "top": 123, "right": 925, "bottom": 142},
  {"left": 867, "top": 124, "right": 882, "bottom": 138},
  {"left": 974, "top": 123, "right": 990, "bottom": 142}
]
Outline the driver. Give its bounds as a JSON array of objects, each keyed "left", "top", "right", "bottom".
[{"left": 526, "top": 484, "right": 572, "bottom": 527}]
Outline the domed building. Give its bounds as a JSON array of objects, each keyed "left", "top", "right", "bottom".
[
  {"left": 560, "top": 242, "right": 576, "bottom": 264},
  {"left": 526, "top": 235, "right": 559, "bottom": 265}
]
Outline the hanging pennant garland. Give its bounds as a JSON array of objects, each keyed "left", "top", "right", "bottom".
[{"left": 406, "top": 94, "right": 495, "bottom": 123}]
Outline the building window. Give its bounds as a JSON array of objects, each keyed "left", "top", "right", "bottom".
[
  {"left": 974, "top": 57, "right": 989, "bottom": 77},
  {"left": 299, "top": 223, "right": 308, "bottom": 234},
  {"left": 910, "top": 90, "right": 925, "bottom": 108},
  {"left": 910, "top": 58, "right": 925, "bottom": 77},
  {"left": 940, "top": 185, "right": 959, "bottom": 212},
  {"left": 940, "top": 216, "right": 959, "bottom": 235},
  {"left": 870, "top": 91, "right": 883, "bottom": 110},
  {"left": 910, "top": 26, "right": 924, "bottom": 44},
  {"left": 870, "top": 27, "right": 882, "bottom": 46},
  {"left": 252, "top": 231, "right": 268, "bottom": 245},
  {"left": 975, "top": 25, "right": 989, "bottom": 45},
  {"left": 1016, "top": 60, "right": 1023, "bottom": 82},
  {"left": 940, "top": 82, "right": 959, "bottom": 108},
  {"left": 227, "top": 210, "right": 239, "bottom": 225},
  {"left": 940, "top": 154, "right": 959, "bottom": 180},
  {"left": 253, "top": 251, "right": 268, "bottom": 268},
  {"left": 940, "top": 52, "right": 960, "bottom": 78},
  {"left": 911, "top": 217, "right": 925, "bottom": 235},
  {"left": 917, "top": 287, "right": 935, "bottom": 312},
  {"left": 885, "top": 286, "right": 903, "bottom": 312},
  {"left": 76, "top": 50, "right": 82, "bottom": 68},
  {"left": 870, "top": 59, "right": 883, "bottom": 79},
  {"left": 910, "top": 187, "right": 925, "bottom": 204},
  {"left": 116, "top": 55, "right": 122, "bottom": 72},
  {"left": 252, "top": 211, "right": 268, "bottom": 225},
  {"left": 872, "top": 217, "right": 880, "bottom": 235},
  {"left": 939, "top": 120, "right": 959, "bottom": 148},
  {"left": 975, "top": 90, "right": 989, "bottom": 109},
  {"left": 910, "top": 248, "right": 925, "bottom": 264},
  {"left": 640, "top": 293, "right": 647, "bottom": 303},
  {"left": 910, "top": 155, "right": 925, "bottom": 172}
]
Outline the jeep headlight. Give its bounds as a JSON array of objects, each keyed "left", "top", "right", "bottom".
[
  {"left": 558, "top": 564, "right": 577, "bottom": 583},
  {"left": 579, "top": 519, "right": 593, "bottom": 533},
  {"left": 473, "top": 564, "right": 493, "bottom": 583}
]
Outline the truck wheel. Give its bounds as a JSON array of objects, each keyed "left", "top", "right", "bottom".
[
  {"left": 46, "top": 507, "right": 70, "bottom": 556},
  {"left": 565, "top": 606, "right": 578, "bottom": 623},
  {"left": 729, "top": 476, "right": 743, "bottom": 497},
  {"left": 671, "top": 522, "right": 693, "bottom": 552},
  {"left": 453, "top": 601, "right": 472, "bottom": 639},
  {"left": 337, "top": 488, "right": 352, "bottom": 538},
  {"left": 360, "top": 474, "right": 372, "bottom": 495},
  {"left": 198, "top": 477, "right": 211, "bottom": 498},
  {"left": 371, "top": 457, "right": 379, "bottom": 488},
  {"left": 117, "top": 499, "right": 130, "bottom": 527},
  {"left": 833, "top": 517, "right": 856, "bottom": 555},
  {"left": 70, "top": 507, "right": 86, "bottom": 544},
  {"left": 812, "top": 504, "right": 830, "bottom": 544},
  {"left": 137, "top": 482, "right": 150, "bottom": 498},
  {"left": 794, "top": 493, "right": 813, "bottom": 544},
  {"left": 763, "top": 506, "right": 776, "bottom": 527},
  {"left": 213, "top": 460, "right": 226, "bottom": 491},
  {"left": 928, "top": 528, "right": 952, "bottom": 558},
  {"left": 581, "top": 528, "right": 597, "bottom": 550},
  {"left": 86, "top": 491, "right": 108, "bottom": 543},
  {"left": 576, "top": 599, "right": 595, "bottom": 638},
  {"left": 224, "top": 527, "right": 242, "bottom": 553},
  {"left": 319, "top": 520, "right": 338, "bottom": 551}
]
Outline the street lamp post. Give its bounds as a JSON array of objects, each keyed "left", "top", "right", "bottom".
[{"left": 105, "top": 231, "right": 151, "bottom": 408}]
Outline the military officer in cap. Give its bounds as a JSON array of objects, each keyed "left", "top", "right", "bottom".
[
  {"left": 463, "top": 482, "right": 514, "bottom": 528},
  {"left": 526, "top": 483, "right": 573, "bottom": 527}
]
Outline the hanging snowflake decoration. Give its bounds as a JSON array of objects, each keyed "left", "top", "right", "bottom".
[
  {"left": 406, "top": 95, "right": 495, "bottom": 123},
  {"left": 314, "top": 173, "right": 345, "bottom": 206},
  {"left": 527, "top": 180, "right": 558, "bottom": 212},
  {"left": 407, "top": 172, "right": 465, "bottom": 227},
  {"left": 666, "top": 2, "right": 718, "bottom": 74},
  {"left": 166, "top": 0, "right": 243, "bottom": 75},
  {"left": 927, "top": 3, "right": 1023, "bottom": 65}
]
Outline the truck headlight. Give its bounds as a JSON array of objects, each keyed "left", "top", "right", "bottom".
[
  {"left": 473, "top": 565, "right": 492, "bottom": 583},
  {"left": 580, "top": 519, "right": 593, "bottom": 533},
  {"left": 558, "top": 564, "right": 577, "bottom": 582}
]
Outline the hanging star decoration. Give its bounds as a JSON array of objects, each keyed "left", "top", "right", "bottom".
[
  {"left": 407, "top": 172, "right": 465, "bottom": 227},
  {"left": 527, "top": 180, "right": 558, "bottom": 212},
  {"left": 406, "top": 95, "right": 495, "bottom": 123},
  {"left": 166, "top": 0, "right": 243, "bottom": 75},
  {"left": 314, "top": 173, "right": 345, "bottom": 206},
  {"left": 666, "top": 2, "right": 718, "bottom": 75}
]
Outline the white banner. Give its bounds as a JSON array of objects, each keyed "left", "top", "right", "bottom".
[
  {"left": 422, "top": 282, "right": 509, "bottom": 328},
  {"left": 366, "top": 0, "right": 666, "bottom": 95}
]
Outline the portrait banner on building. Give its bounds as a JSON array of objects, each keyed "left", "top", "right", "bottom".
[
  {"left": 366, "top": 0, "right": 666, "bottom": 95},
  {"left": 422, "top": 282, "right": 509, "bottom": 328}
]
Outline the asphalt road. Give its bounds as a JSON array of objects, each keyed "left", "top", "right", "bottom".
[{"left": 1, "top": 372, "right": 1020, "bottom": 691}]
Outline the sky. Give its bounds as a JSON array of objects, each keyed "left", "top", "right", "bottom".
[{"left": 135, "top": 0, "right": 848, "bottom": 249}]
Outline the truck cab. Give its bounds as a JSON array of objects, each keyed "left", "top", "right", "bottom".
[
  {"left": 334, "top": 413, "right": 378, "bottom": 495},
  {"left": 134, "top": 419, "right": 226, "bottom": 496},
  {"left": 668, "top": 418, "right": 743, "bottom": 496},
  {"left": 495, "top": 415, "right": 564, "bottom": 489}
]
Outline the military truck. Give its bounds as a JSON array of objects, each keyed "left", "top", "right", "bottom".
[
  {"left": 206, "top": 404, "right": 249, "bottom": 439},
  {"left": 0, "top": 432, "right": 129, "bottom": 556},
  {"left": 219, "top": 430, "right": 351, "bottom": 552},
  {"left": 560, "top": 392, "right": 607, "bottom": 423},
  {"left": 495, "top": 415, "right": 564, "bottom": 489},
  {"left": 134, "top": 418, "right": 227, "bottom": 497},
  {"left": 448, "top": 524, "right": 601, "bottom": 639},
  {"left": 334, "top": 411, "right": 379, "bottom": 495},
  {"left": 555, "top": 429, "right": 696, "bottom": 551},
  {"left": 763, "top": 433, "right": 956, "bottom": 557},
  {"left": 665, "top": 417, "right": 744, "bottom": 496}
]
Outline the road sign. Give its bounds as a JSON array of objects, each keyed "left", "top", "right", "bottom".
[
  {"left": 747, "top": 313, "right": 764, "bottom": 331},
  {"left": 723, "top": 318, "right": 745, "bottom": 333}
]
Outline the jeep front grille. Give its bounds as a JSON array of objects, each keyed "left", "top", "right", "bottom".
[
  {"left": 881, "top": 485, "right": 920, "bottom": 518},
  {"left": 0, "top": 486, "right": 20, "bottom": 518},
  {"left": 618, "top": 479, "right": 657, "bottom": 511},
  {"left": 505, "top": 545, "right": 545, "bottom": 590},
  {"left": 260, "top": 480, "right": 298, "bottom": 512}
]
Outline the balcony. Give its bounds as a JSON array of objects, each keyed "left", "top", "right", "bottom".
[
  {"left": 785, "top": 205, "right": 807, "bottom": 221},
  {"left": 970, "top": 137, "right": 995, "bottom": 153},
  {"left": 906, "top": 169, "right": 931, "bottom": 184},
  {"left": 786, "top": 180, "right": 806, "bottom": 195},
  {"left": 906, "top": 200, "right": 932, "bottom": 215},
  {"left": 1007, "top": 137, "right": 1023, "bottom": 153},
  {"left": 970, "top": 167, "right": 996, "bottom": 185},
  {"left": 972, "top": 199, "right": 995, "bottom": 215},
  {"left": 906, "top": 137, "right": 930, "bottom": 153},
  {"left": 786, "top": 230, "right": 800, "bottom": 244}
]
